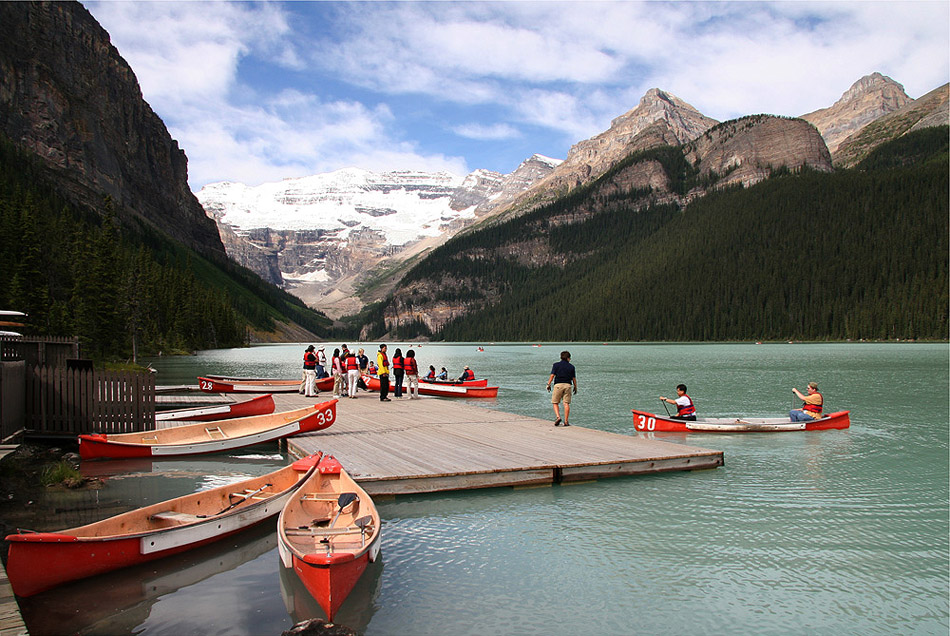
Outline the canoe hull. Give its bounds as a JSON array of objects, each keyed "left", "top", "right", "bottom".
[
  {"left": 363, "top": 375, "right": 498, "bottom": 398},
  {"left": 155, "top": 394, "right": 276, "bottom": 422},
  {"left": 197, "top": 377, "right": 334, "bottom": 393},
  {"left": 631, "top": 409, "right": 851, "bottom": 433},
  {"left": 278, "top": 455, "right": 381, "bottom": 621},
  {"left": 79, "top": 401, "right": 337, "bottom": 460},
  {"left": 6, "top": 454, "right": 322, "bottom": 597}
]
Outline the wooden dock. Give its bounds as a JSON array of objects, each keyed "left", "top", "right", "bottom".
[{"left": 279, "top": 393, "right": 724, "bottom": 496}]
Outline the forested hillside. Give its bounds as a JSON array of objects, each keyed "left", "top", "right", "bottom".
[
  {"left": 366, "top": 126, "right": 948, "bottom": 342},
  {"left": 0, "top": 136, "right": 331, "bottom": 360}
]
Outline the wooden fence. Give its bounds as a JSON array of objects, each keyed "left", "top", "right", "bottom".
[
  {"left": 0, "top": 360, "right": 25, "bottom": 441},
  {"left": 0, "top": 335, "right": 80, "bottom": 367},
  {"left": 24, "top": 365, "right": 155, "bottom": 435}
]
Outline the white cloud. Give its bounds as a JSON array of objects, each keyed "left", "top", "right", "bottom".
[{"left": 452, "top": 122, "right": 521, "bottom": 141}]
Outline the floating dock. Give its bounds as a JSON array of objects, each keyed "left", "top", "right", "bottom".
[{"left": 279, "top": 393, "right": 723, "bottom": 496}]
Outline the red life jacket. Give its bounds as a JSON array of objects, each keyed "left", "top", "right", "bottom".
[
  {"left": 677, "top": 395, "right": 696, "bottom": 417},
  {"left": 426, "top": 369, "right": 435, "bottom": 379},
  {"left": 461, "top": 369, "right": 474, "bottom": 381},
  {"left": 404, "top": 357, "right": 418, "bottom": 375},
  {"left": 345, "top": 355, "right": 359, "bottom": 371},
  {"left": 802, "top": 392, "right": 823, "bottom": 415},
  {"left": 303, "top": 352, "right": 316, "bottom": 369},
  {"left": 392, "top": 355, "right": 404, "bottom": 371}
]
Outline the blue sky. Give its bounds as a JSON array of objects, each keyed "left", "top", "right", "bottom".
[{"left": 83, "top": 1, "right": 949, "bottom": 190}]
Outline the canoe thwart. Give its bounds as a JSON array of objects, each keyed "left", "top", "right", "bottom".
[{"left": 150, "top": 510, "right": 201, "bottom": 524}]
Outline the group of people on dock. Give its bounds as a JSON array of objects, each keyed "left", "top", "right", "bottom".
[{"left": 300, "top": 343, "right": 475, "bottom": 402}]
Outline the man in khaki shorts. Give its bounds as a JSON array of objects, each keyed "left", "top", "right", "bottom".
[{"left": 546, "top": 350, "right": 577, "bottom": 426}]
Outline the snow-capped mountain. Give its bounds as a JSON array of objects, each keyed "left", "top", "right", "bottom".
[{"left": 197, "top": 155, "right": 560, "bottom": 317}]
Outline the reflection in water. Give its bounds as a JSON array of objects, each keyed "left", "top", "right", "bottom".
[
  {"left": 19, "top": 522, "right": 278, "bottom": 636},
  {"left": 279, "top": 554, "right": 384, "bottom": 631}
]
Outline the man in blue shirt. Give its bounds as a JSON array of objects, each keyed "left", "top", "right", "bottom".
[{"left": 546, "top": 351, "right": 577, "bottom": 426}]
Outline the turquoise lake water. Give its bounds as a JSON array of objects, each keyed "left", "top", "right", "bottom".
[{"left": 12, "top": 342, "right": 949, "bottom": 635}]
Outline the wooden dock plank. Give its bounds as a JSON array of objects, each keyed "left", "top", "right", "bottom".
[{"left": 277, "top": 393, "right": 723, "bottom": 495}]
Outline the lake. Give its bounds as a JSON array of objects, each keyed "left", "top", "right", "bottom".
[{"left": 10, "top": 342, "right": 949, "bottom": 635}]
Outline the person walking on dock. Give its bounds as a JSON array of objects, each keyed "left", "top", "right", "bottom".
[
  {"left": 377, "top": 344, "right": 391, "bottom": 401},
  {"left": 546, "top": 351, "right": 577, "bottom": 426}
]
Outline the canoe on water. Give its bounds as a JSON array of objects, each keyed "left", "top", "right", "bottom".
[
  {"left": 155, "top": 394, "right": 276, "bottom": 422},
  {"left": 5, "top": 453, "right": 325, "bottom": 597},
  {"left": 631, "top": 408, "right": 851, "bottom": 433},
  {"left": 78, "top": 400, "right": 337, "bottom": 460},
  {"left": 278, "top": 454, "right": 381, "bottom": 622},
  {"left": 362, "top": 375, "right": 499, "bottom": 398},
  {"left": 419, "top": 377, "right": 489, "bottom": 387},
  {"left": 197, "top": 376, "right": 335, "bottom": 393}
]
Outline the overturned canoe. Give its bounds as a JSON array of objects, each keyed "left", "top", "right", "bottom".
[
  {"left": 631, "top": 408, "right": 851, "bottom": 433},
  {"left": 363, "top": 375, "right": 499, "bottom": 398},
  {"left": 155, "top": 394, "right": 276, "bottom": 423},
  {"left": 278, "top": 454, "right": 381, "bottom": 622},
  {"left": 79, "top": 401, "right": 337, "bottom": 460},
  {"left": 5, "top": 453, "right": 324, "bottom": 597},
  {"left": 198, "top": 376, "right": 335, "bottom": 393}
]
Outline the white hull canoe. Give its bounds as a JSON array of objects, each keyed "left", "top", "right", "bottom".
[
  {"left": 278, "top": 455, "right": 381, "bottom": 622},
  {"left": 155, "top": 394, "right": 276, "bottom": 422},
  {"left": 198, "top": 376, "right": 335, "bottom": 393},
  {"left": 79, "top": 400, "right": 337, "bottom": 460},
  {"left": 632, "top": 408, "right": 851, "bottom": 433},
  {"left": 5, "top": 453, "right": 325, "bottom": 597}
]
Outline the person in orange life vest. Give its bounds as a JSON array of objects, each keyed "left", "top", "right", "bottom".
[
  {"left": 377, "top": 345, "right": 391, "bottom": 401},
  {"left": 426, "top": 365, "right": 436, "bottom": 380},
  {"left": 790, "top": 382, "right": 823, "bottom": 421},
  {"left": 344, "top": 350, "right": 361, "bottom": 398},
  {"left": 300, "top": 345, "right": 318, "bottom": 397},
  {"left": 660, "top": 384, "right": 696, "bottom": 421},
  {"left": 457, "top": 366, "right": 474, "bottom": 382},
  {"left": 392, "top": 348, "right": 405, "bottom": 398},
  {"left": 404, "top": 349, "right": 420, "bottom": 399}
]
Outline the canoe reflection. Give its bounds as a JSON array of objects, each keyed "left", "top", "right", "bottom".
[
  {"left": 279, "top": 552, "right": 383, "bottom": 630},
  {"left": 17, "top": 521, "right": 277, "bottom": 636}
]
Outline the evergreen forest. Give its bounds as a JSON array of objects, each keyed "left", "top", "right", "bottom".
[
  {"left": 0, "top": 136, "right": 331, "bottom": 361},
  {"left": 369, "top": 126, "right": 949, "bottom": 342}
]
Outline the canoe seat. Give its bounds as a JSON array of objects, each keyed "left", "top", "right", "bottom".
[
  {"left": 140, "top": 435, "right": 159, "bottom": 443},
  {"left": 299, "top": 494, "right": 344, "bottom": 501},
  {"left": 229, "top": 488, "right": 273, "bottom": 502},
  {"left": 285, "top": 525, "right": 372, "bottom": 537},
  {"left": 206, "top": 426, "right": 227, "bottom": 439},
  {"left": 150, "top": 510, "right": 201, "bottom": 525}
]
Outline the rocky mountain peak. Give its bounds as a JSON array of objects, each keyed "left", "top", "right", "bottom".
[
  {"left": 802, "top": 72, "right": 912, "bottom": 153},
  {"left": 488, "top": 88, "right": 718, "bottom": 221}
]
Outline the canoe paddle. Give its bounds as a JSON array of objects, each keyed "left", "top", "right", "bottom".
[
  {"left": 327, "top": 492, "right": 358, "bottom": 530},
  {"left": 354, "top": 515, "right": 373, "bottom": 546},
  {"left": 659, "top": 397, "right": 672, "bottom": 418},
  {"left": 199, "top": 483, "right": 272, "bottom": 517}
]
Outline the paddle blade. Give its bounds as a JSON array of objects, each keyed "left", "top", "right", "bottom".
[{"left": 337, "top": 492, "right": 358, "bottom": 510}]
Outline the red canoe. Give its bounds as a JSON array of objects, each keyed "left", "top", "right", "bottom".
[
  {"left": 197, "top": 377, "right": 335, "bottom": 393},
  {"left": 420, "top": 377, "right": 489, "bottom": 387},
  {"left": 79, "top": 401, "right": 337, "bottom": 460},
  {"left": 278, "top": 454, "right": 381, "bottom": 622},
  {"left": 5, "top": 453, "right": 325, "bottom": 597},
  {"left": 631, "top": 408, "right": 851, "bottom": 433},
  {"left": 363, "top": 375, "right": 498, "bottom": 398},
  {"left": 155, "top": 394, "right": 276, "bottom": 423}
]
